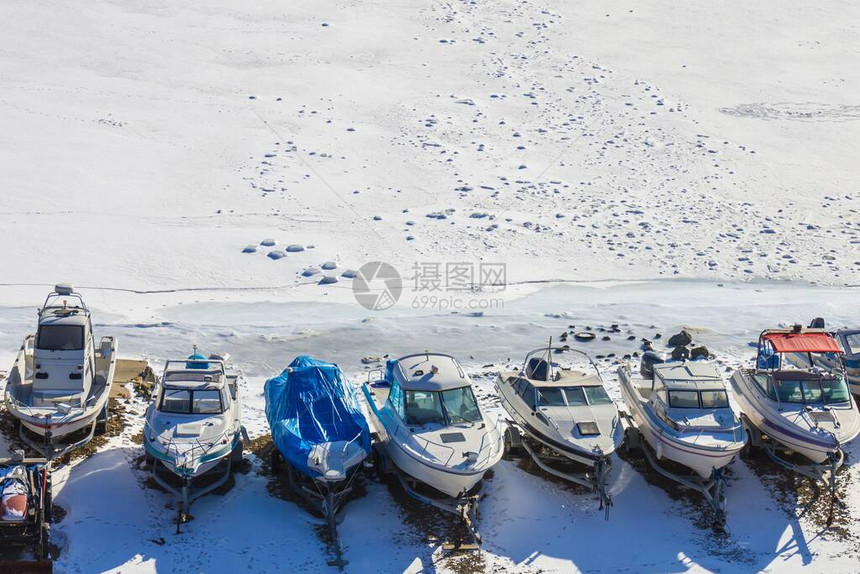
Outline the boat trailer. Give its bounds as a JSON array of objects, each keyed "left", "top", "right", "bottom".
[
  {"left": 374, "top": 445, "right": 483, "bottom": 551},
  {"left": 18, "top": 406, "right": 107, "bottom": 462},
  {"left": 741, "top": 414, "right": 843, "bottom": 526},
  {"left": 621, "top": 416, "right": 728, "bottom": 529},
  {"left": 504, "top": 422, "right": 613, "bottom": 520},
  {"left": 270, "top": 449, "right": 364, "bottom": 570},
  {"left": 147, "top": 428, "right": 249, "bottom": 534}
]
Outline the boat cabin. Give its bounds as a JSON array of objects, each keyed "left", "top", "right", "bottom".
[
  {"left": 31, "top": 285, "right": 97, "bottom": 405},
  {"left": 752, "top": 327, "right": 851, "bottom": 406},
  {"left": 386, "top": 353, "right": 482, "bottom": 426},
  {"left": 503, "top": 350, "right": 612, "bottom": 411},
  {"left": 157, "top": 359, "right": 234, "bottom": 416},
  {"left": 645, "top": 362, "right": 730, "bottom": 410}
]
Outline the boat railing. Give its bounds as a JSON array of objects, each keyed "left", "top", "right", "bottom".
[
  {"left": 341, "top": 427, "right": 366, "bottom": 455},
  {"left": 676, "top": 419, "right": 746, "bottom": 444},
  {"left": 41, "top": 290, "right": 89, "bottom": 315},
  {"left": 474, "top": 418, "right": 504, "bottom": 466},
  {"left": 394, "top": 424, "right": 457, "bottom": 466},
  {"left": 5, "top": 386, "right": 90, "bottom": 422},
  {"left": 144, "top": 421, "right": 235, "bottom": 469}
]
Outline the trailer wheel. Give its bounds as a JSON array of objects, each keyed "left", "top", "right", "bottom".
[
  {"left": 269, "top": 447, "right": 280, "bottom": 470},
  {"left": 95, "top": 402, "right": 109, "bottom": 435},
  {"left": 739, "top": 416, "right": 760, "bottom": 460},
  {"left": 231, "top": 441, "right": 244, "bottom": 466},
  {"left": 373, "top": 448, "right": 390, "bottom": 483}
]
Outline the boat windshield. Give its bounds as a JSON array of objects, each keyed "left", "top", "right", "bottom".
[
  {"left": 160, "top": 388, "right": 224, "bottom": 414},
  {"left": 701, "top": 390, "right": 729, "bottom": 408},
  {"left": 754, "top": 374, "right": 850, "bottom": 404},
  {"left": 440, "top": 386, "right": 482, "bottom": 423},
  {"left": 405, "top": 390, "right": 445, "bottom": 425},
  {"left": 37, "top": 325, "right": 84, "bottom": 351},
  {"left": 844, "top": 333, "right": 860, "bottom": 355},
  {"left": 667, "top": 389, "right": 730, "bottom": 409},
  {"left": 405, "top": 387, "right": 482, "bottom": 425},
  {"left": 537, "top": 386, "right": 611, "bottom": 407}
]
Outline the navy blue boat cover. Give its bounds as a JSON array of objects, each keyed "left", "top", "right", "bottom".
[{"left": 264, "top": 356, "right": 371, "bottom": 478}]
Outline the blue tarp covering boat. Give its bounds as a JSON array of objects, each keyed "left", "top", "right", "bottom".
[{"left": 264, "top": 356, "right": 371, "bottom": 479}]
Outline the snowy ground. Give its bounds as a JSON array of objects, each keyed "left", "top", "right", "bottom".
[
  {"left": 1, "top": 0, "right": 859, "bottom": 295},
  {"left": 2, "top": 0, "right": 860, "bottom": 572},
  {"left": 2, "top": 281, "right": 860, "bottom": 573}
]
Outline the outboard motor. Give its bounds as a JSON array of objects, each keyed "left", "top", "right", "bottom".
[
  {"left": 809, "top": 317, "right": 826, "bottom": 329},
  {"left": 640, "top": 351, "right": 665, "bottom": 378}
]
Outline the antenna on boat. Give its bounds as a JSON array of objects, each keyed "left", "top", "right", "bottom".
[{"left": 546, "top": 336, "right": 553, "bottom": 381}]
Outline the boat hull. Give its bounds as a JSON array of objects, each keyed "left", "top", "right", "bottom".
[
  {"left": 144, "top": 437, "right": 237, "bottom": 479},
  {"left": 498, "top": 390, "right": 614, "bottom": 467},
  {"left": 729, "top": 370, "right": 860, "bottom": 463}
]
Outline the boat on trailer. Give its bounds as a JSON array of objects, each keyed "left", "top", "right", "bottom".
[
  {"left": 729, "top": 326, "right": 860, "bottom": 523},
  {"left": 618, "top": 354, "right": 745, "bottom": 527},
  {"left": 0, "top": 451, "right": 53, "bottom": 573},
  {"left": 362, "top": 352, "right": 503, "bottom": 547},
  {"left": 4, "top": 285, "right": 117, "bottom": 460},
  {"left": 265, "top": 356, "right": 371, "bottom": 569},
  {"left": 143, "top": 350, "right": 248, "bottom": 531},
  {"left": 496, "top": 345, "right": 622, "bottom": 519}
]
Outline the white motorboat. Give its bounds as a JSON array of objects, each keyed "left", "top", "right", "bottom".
[
  {"left": 4, "top": 284, "right": 117, "bottom": 459},
  {"left": 730, "top": 327, "right": 859, "bottom": 467},
  {"left": 496, "top": 345, "right": 622, "bottom": 516},
  {"left": 362, "top": 352, "right": 503, "bottom": 544},
  {"left": 730, "top": 326, "right": 859, "bottom": 524},
  {"left": 619, "top": 355, "right": 745, "bottom": 526},
  {"left": 619, "top": 359, "right": 745, "bottom": 479},
  {"left": 144, "top": 350, "right": 247, "bottom": 530}
]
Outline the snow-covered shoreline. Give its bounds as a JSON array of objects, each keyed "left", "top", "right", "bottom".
[{"left": 2, "top": 280, "right": 860, "bottom": 573}]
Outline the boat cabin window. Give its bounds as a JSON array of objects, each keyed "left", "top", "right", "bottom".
[
  {"left": 561, "top": 387, "right": 585, "bottom": 405},
  {"left": 667, "top": 390, "right": 700, "bottom": 408},
  {"left": 775, "top": 379, "right": 805, "bottom": 403},
  {"left": 820, "top": 378, "right": 850, "bottom": 403},
  {"left": 537, "top": 386, "right": 612, "bottom": 407},
  {"left": 537, "top": 388, "right": 566, "bottom": 406},
  {"left": 844, "top": 333, "right": 860, "bottom": 355},
  {"left": 583, "top": 386, "right": 612, "bottom": 405},
  {"left": 700, "top": 390, "right": 729, "bottom": 408},
  {"left": 765, "top": 376, "right": 850, "bottom": 404},
  {"left": 753, "top": 371, "right": 847, "bottom": 406},
  {"left": 514, "top": 378, "right": 536, "bottom": 410},
  {"left": 405, "top": 390, "right": 445, "bottom": 425},
  {"left": 388, "top": 381, "right": 406, "bottom": 419},
  {"left": 160, "top": 388, "right": 225, "bottom": 414},
  {"left": 37, "top": 325, "right": 84, "bottom": 351},
  {"left": 440, "top": 387, "right": 482, "bottom": 423}
]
